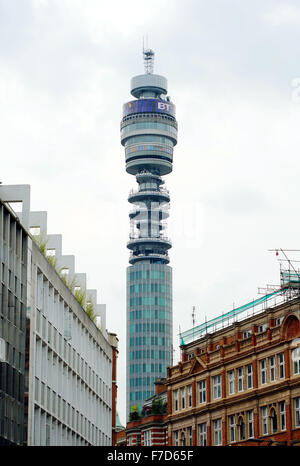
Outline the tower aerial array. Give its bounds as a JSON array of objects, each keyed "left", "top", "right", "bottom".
[{"left": 121, "top": 49, "right": 178, "bottom": 418}]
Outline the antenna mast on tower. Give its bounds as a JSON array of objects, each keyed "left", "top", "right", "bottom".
[{"left": 143, "top": 36, "right": 155, "bottom": 74}]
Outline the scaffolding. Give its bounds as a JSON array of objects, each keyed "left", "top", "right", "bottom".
[{"left": 180, "top": 249, "right": 300, "bottom": 346}]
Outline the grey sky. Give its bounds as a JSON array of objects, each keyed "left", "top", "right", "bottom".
[{"left": 2, "top": 0, "right": 300, "bottom": 425}]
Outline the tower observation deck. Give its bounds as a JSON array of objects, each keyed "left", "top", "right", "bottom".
[{"left": 121, "top": 49, "right": 177, "bottom": 418}]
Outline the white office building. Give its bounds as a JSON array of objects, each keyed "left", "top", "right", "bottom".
[{"left": 0, "top": 184, "right": 117, "bottom": 445}]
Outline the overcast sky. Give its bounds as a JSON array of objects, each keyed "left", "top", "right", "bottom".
[{"left": 2, "top": 0, "right": 300, "bottom": 425}]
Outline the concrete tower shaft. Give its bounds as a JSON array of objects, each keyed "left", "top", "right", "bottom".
[{"left": 122, "top": 50, "right": 177, "bottom": 419}]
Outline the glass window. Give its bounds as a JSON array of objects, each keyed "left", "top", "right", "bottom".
[
  {"left": 295, "top": 398, "right": 300, "bottom": 428},
  {"left": 229, "top": 415, "right": 236, "bottom": 443},
  {"left": 198, "top": 380, "right": 206, "bottom": 404},
  {"left": 181, "top": 387, "right": 185, "bottom": 409},
  {"left": 260, "top": 359, "right": 267, "bottom": 385},
  {"left": 228, "top": 370, "right": 235, "bottom": 395},
  {"left": 199, "top": 423, "right": 207, "bottom": 446},
  {"left": 247, "top": 364, "right": 253, "bottom": 389},
  {"left": 262, "top": 406, "right": 268, "bottom": 435},
  {"left": 213, "top": 375, "right": 221, "bottom": 400},
  {"left": 238, "top": 416, "right": 245, "bottom": 440},
  {"left": 213, "top": 419, "right": 222, "bottom": 446},
  {"left": 174, "top": 390, "right": 178, "bottom": 411},
  {"left": 247, "top": 410, "right": 254, "bottom": 438},
  {"left": 280, "top": 401, "right": 286, "bottom": 431},
  {"left": 187, "top": 385, "right": 192, "bottom": 408},
  {"left": 270, "top": 408, "right": 277, "bottom": 433},
  {"left": 174, "top": 430, "right": 179, "bottom": 446},
  {"left": 238, "top": 367, "right": 244, "bottom": 392},
  {"left": 269, "top": 356, "right": 276, "bottom": 381},
  {"left": 293, "top": 347, "right": 300, "bottom": 375},
  {"left": 187, "top": 426, "right": 193, "bottom": 446},
  {"left": 278, "top": 353, "right": 285, "bottom": 379}
]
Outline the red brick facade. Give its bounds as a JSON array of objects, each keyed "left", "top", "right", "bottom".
[{"left": 167, "top": 299, "right": 300, "bottom": 446}]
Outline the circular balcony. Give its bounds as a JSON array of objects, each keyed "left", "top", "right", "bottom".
[
  {"left": 129, "top": 252, "right": 170, "bottom": 265},
  {"left": 127, "top": 235, "right": 172, "bottom": 251},
  {"left": 128, "top": 188, "right": 170, "bottom": 204}
]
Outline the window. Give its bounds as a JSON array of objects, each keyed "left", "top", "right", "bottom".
[
  {"left": 247, "top": 364, "right": 253, "bottom": 389},
  {"left": 238, "top": 416, "right": 245, "bottom": 441},
  {"left": 270, "top": 408, "right": 277, "bottom": 433},
  {"left": 261, "top": 407, "right": 268, "bottom": 435},
  {"left": 293, "top": 346, "right": 300, "bottom": 375},
  {"left": 260, "top": 359, "right": 267, "bottom": 385},
  {"left": 174, "top": 390, "right": 179, "bottom": 411},
  {"left": 136, "top": 434, "right": 141, "bottom": 446},
  {"left": 238, "top": 367, "right": 244, "bottom": 392},
  {"left": 276, "top": 317, "right": 283, "bottom": 326},
  {"left": 198, "top": 380, "right": 206, "bottom": 404},
  {"left": 174, "top": 431, "right": 179, "bottom": 446},
  {"left": 228, "top": 370, "right": 235, "bottom": 395},
  {"left": 212, "top": 375, "right": 221, "bottom": 400},
  {"left": 199, "top": 423, "right": 207, "bottom": 446},
  {"left": 258, "top": 324, "right": 267, "bottom": 333},
  {"left": 213, "top": 419, "right": 222, "bottom": 446},
  {"left": 243, "top": 330, "right": 251, "bottom": 339},
  {"left": 181, "top": 387, "right": 185, "bottom": 409},
  {"left": 278, "top": 353, "right": 285, "bottom": 379},
  {"left": 269, "top": 356, "right": 276, "bottom": 381},
  {"left": 187, "top": 427, "right": 193, "bottom": 446},
  {"left": 187, "top": 385, "right": 192, "bottom": 408},
  {"left": 0, "top": 337, "right": 6, "bottom": 362},
  {"left": 229, "top": 415, "right": 236, "bottom": 443},
  {"left": 188, "top": 352, "right": 195, "bottom": 360},
  {"left": 295, "top": 398, "right": 300, "bottom": 428},
  {"left": 280, "top": 401, "right": 286, "bottom": 431},
  {"left": 247, "top": 411, "right": 254, "bottom": 438}
]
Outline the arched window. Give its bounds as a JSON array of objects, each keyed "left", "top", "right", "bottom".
[
  {"left": 270, "top": 407, "right": 278, "bottom": 433},
  {"left": 282, "top": 315, "right": 300, "bottom": 340},
  {"left": 238, "top": 416, "right": 245, "bottom": 441}
]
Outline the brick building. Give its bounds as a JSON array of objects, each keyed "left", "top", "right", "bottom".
[
  {"left": 126, "top": 378, "right": 168, "bottom": 446},
  {"left": 167, "top": 289, "right": 300, "bottom": 446}
]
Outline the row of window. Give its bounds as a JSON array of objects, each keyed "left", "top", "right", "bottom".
[
  {"left": 36, "top": 310, "right": 111, "bottom": 398},
  {"left": 34, "top": 378, "right": 110, "bottom": 441},
  {"left": 173, "top": 399, "right": 300, "bottom": 445},
  {"left": 1, "top": 267, "right": 25, "bottom": 300},
  {"left": 129, "top": 296, "right": 170, "bottom": 307},
  {"left": 0, "top": 338, "right": 23, "bottom": 372},
  {"left": 1, "top": 208, "right": 27, "bottom": 261},
  {"left": 129, "top": 349, "right": 168, "bottom": 361},
  {"left": 129, "top": 376, "right": 157, "bottom": 388},
  {"left": 129, "top": 362, "right": 167, "bottom": 375},
  {"left": 129, "top": 309, "right": 171, "bottom": 321},
  {"left": 34, "top": 407, "right": 110, "bottom": 446},
  {"left": 126, "top": 144, "right": 173, "bottom": 155},
  {"left": 129, "top": 269, "right": 169, "bottom": 282},
  {"left": 129, "top": 390, "right": 153, "bottom": 402},
  {"left": 129, "top": 283, "right": 168, "bottom": 294},
  {"left": 125, "top": 135, "right": 173, "bottom": 147},
  {"left": 173, "top": 353, "right": 292, "bottom": 410},
  {"left": 121, "top": 121, "right": 177, "bottom": 139},
  {"left": 129, "top": 322, "right": 168, "bottom": 333}
]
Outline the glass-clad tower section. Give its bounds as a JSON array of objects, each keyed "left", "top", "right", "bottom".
[{"left": 121, "top": 50, "right": 177, "bottom": 418}]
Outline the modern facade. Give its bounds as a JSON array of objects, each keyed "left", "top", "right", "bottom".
[
  {"left": 167, "top": 283, "right": 300, "bottom": 446},
  {"left": 0, "top": 198, "right": 27, "bottom": 445},
  {"left": 0, "top": 184, "right": 118, "bottom": 445},
  {"left": 121, "top": 49, "right": 177, "bottom": 418}
]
